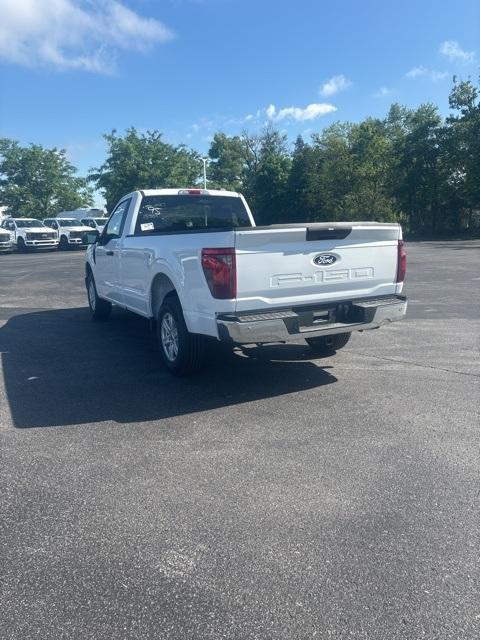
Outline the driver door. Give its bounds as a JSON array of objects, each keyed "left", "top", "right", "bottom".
[{"left": 95, "top": 198, "right": 131, "bottom": 304}]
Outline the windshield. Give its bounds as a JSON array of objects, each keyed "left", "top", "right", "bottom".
[
  {"left": 58, "top": 219, "right": 85, "bottom": 227},
  {"left": 15, "top": 219, "right": 44, "bottom": 228},
  {"left": 95, "top": 219, "right": 107, "bottom": 225},
  {"left": 135, "top": 195, "right": 252, "bottom": 234}
]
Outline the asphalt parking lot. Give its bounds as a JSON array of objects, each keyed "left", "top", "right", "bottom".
[{"left": 0, "top": 241, "right": 479, "bottom": 639}]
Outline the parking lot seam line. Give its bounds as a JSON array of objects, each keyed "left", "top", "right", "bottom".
[{"left": 354, "top": 352, "right": 480, "bottom": 379}]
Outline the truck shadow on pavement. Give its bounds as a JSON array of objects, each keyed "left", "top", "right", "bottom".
[{"left": 0, "top": 307, "right": 337, "bottom": 429}]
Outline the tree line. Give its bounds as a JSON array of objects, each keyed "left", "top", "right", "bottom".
[{"left": 1, "top": 78, "right": 478, "bottom": 237}]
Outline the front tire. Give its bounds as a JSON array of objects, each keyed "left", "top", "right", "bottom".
[
  {"left": 86, "top": 272, "right": 112, "bottom": 321},
  {"left": 306, "top": 332, "right": 351, "bottom": 354},
  {"left": 157, "top": 297, "right": 205, "bottom": 375},
  {"left": 59, "top": 235, "right": 69, "bottom": 250},
  {"left": 17, "top": 237, "right": 27, "bottom": 252}
]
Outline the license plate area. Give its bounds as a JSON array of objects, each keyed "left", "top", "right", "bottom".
[
  {"left": 283, "top": 302, "right": 365, "bottom": 334},
  {"left": 284, "top": 306, "right": 336, "bottom": 333},
  {"left": 297, "top": 308, "right": 335, "bottom": 332}
]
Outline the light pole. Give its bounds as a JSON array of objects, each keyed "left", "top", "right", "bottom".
[{"left": 200, "top": 157, "right": 209, "bottom": 190}]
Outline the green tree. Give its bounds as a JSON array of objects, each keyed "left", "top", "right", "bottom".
[
  {"left": 394, "top": 104, "right": 444, "bottom": 235},
  {"left": 310, "top": 123, "right": 355, "bottom": 220},
  {"left": 0, "top": 139, "right": 92, "bottom": 218},
  {"left": 208, "top": 133, "right": 246, "bottom": 191},
  {"left": 286, "top": 136, "right": 319, "bottom": 222},
  {"left": 344, "top": 118, "right": 398, "bottom": 221},
  {"left": 446, "top": 78, "right": 480, "bottom": 230},
  {"left": 250, "top": 127, "right": 291, "bottom": 224},
  {"left": 90, "top": 128, "right": 201, "bottom": 210}
]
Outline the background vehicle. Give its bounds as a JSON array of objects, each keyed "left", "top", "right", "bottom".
[
  {"left": 0, "top": 228, "right": 13, "bottom": 253},
  {"left": 85, "top": 189, "right": 407, "bottom": 374},
  {"left": 57, "top": 208, "right": 105, "bottom": 221},
  {"left": 44, "top": 218, "right": 89, "bottom": 250},
  {"left": 1, "top": 218, "right": 59, "bottom": 251},
  {"left": 80, "top": 217, "right": 108, "bottom": 234}
]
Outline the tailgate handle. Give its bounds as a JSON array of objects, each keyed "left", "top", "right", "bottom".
[{"left": 306, "top": 227, "right": 352, "bottom": 241}]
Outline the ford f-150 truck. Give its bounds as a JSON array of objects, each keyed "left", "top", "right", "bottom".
[{"left": 84, "top": 189, "right": 407, "bottom": 374}]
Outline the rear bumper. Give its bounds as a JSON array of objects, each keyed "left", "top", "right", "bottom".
[{"left": 217, "top": 295, "right": 407, "bottom": 344}]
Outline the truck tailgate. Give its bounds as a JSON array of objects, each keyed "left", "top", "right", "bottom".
[{"left": 234, "top": 223, "right": 401, "bottom": 312}]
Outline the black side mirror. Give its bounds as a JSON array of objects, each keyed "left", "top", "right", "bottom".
[{"left": 84, "top": 231, "right": 99, "bottom": 245}]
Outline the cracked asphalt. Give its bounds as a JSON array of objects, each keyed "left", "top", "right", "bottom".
[{"left": 0, "top": 240, "right": 479, "bottom": 639}]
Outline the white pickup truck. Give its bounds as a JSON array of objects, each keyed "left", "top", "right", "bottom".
[
  {"left": 1, "top": 218, "right": 59, "bottom": 251},
  {"left": 44, "top": 218, "right": 89, "bottom": 249},
  {"left": 85, "top": 189, "right": 407, "bottom": 374}
]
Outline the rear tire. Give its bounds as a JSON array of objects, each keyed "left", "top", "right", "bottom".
[
  {"left": 86, "top": 272, "right": 112, "bottom": 321},
  {"left": 306, "top": 332, "right": 351, "bottom": 354},
  {"left": 157, "top": 297, "right": 205, "bottom": 375}
]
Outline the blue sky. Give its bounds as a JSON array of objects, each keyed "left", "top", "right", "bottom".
[{"left": 0, "top": 0, "right": 478, "bottom": 205}]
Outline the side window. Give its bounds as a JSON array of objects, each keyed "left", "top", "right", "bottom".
[
  {"left": 8, "top": 221, "right": 15, "bottom": 231},
  {"left": 105, "top": 199, "right": 131, "bottom": 238},
  {"left": 52, "top": 222, "right": 58, "bottom": 229}
]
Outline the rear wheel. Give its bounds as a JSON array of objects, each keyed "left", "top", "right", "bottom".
[
  {"left": 86, "top": 272, "right": 111, "bottom": 321},
  {"left": 306, "top": 332, "right": 351, "bottom": 355},
  {"left": 157, "top": 297, "right": 205, "bottom": 375}
]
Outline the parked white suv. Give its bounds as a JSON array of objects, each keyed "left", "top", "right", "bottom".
[
  {"left": 44, "top": 218, "right": 89, "bottom": 249},
  {"left": 84, "top": 189, "right": 407, "bottom": 375},
  {"left": 1, "top": 218, "right": 59, "bottom": 251}
]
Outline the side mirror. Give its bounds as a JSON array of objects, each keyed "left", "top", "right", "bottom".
[{"left": 84, "top": 231, "right": 99, "bottom": 245}]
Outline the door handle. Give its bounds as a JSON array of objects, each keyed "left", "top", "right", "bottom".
[{"left": 106, "top": 250, "right": 114, "bottom": 256}]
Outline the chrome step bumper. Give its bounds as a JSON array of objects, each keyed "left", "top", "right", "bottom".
[{"left": 217, "top": 295, "right": 407, "bottom": 344}]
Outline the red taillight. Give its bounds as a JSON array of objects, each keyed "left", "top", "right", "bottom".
[
  {"left": 396, "top": 240, "right": 406, "bottom": 283},
  {"left": 201, "top": 248, "right": 236, "bottom": 299},
  {"left": 178, "top": 189, "right": 209, "bottom": 195}
]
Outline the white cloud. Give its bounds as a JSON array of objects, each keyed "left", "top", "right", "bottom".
[
  {"left": 405, "top": 66, "right": 449, "bottom": 82},
  {"left": 405, "top": 65, "right": 428, "bottom": 78},
  {"left": 374, "top": 86, "right": 395, "bottom": 98},
  {"left": 266, "top": 104, "right": 276, "bottom": 119},
  {"left": 440, "top": 40, "right": 475, "bottom": 62},
  {"left": 319, "top": 75, "right": 352, "bottom": 97},
  {"left": 430, "top": 70, "right": 449, "bottom": 82},
  {"left": 0, "top": 0, "right": 174, "bottom": 74},
  {"left": 265, "top": 102, "right": 337, "bottom": 122}
]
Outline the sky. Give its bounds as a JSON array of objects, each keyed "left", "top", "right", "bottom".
[{"left": 0, "top": 0, "right": 478, "bottom": 206}]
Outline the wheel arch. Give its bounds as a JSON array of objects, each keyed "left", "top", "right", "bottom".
[{"left": 150, "top": 272, "right": 179, "bottom": 319}]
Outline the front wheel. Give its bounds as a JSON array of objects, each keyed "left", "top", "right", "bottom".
[
  {"left": 306, "top": 332, "right": 351, "bottom": 354},
  {"left": 86, "top": 273, "right": 112, "bottom": 321},
  {"left": 17, "top": 237, "right": 27, "bottom": 252},
  {"left": 157, "top": 297, "right": 205, "bottom": 375},
  {"left": 59, "top": 235, "right": 69, "bottom": 250}
]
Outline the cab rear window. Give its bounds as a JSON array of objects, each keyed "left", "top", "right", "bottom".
[{"left": 134, "top": 195, "right": 252, "bottom": 234}]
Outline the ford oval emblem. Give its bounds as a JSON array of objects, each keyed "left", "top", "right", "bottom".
[{"left": 313, "top": 253, "right": 337, "bottom": 266}]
